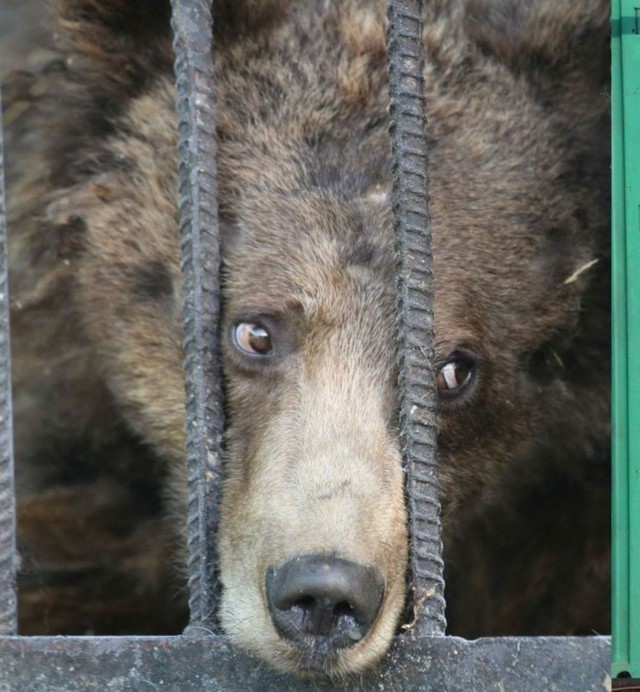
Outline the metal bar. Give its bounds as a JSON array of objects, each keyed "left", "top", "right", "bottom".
[
  {"left": 612, "top": 0, "right": 640, "bottom": 679},
  {"left": 171, "top": 0, "right": 225, "bottom": 633},
  {"left": 0, "top": 69, "right": 17, "bottom": 637},
  {"left": 611, "top": 0, "right": 629, "bottom": 675},
  {"left": 0, "top": 635, "right": 611, "bottom": 691},
  {"left": 386, "top": 0, "right": 446, "bottom": 636}
]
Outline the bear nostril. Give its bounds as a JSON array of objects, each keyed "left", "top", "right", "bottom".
[{"left": 265, "top": 555, "right": 384, "bottom": 653}]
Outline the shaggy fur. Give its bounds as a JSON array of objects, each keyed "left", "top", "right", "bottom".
[{"left": 5, "top": 0, "right": 610, "bottom": 676}]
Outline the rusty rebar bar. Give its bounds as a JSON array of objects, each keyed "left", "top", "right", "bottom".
[
  {"left": 171, "top": 0, "right": 224, "bottom": 633},
  {"left": 386, "top": 0, "right": 447, "bottom": 636},
  {"left": 0, "top": 76, "right": 17, "bottom": 636}
]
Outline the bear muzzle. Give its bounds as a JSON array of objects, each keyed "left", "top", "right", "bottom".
[{"left": 265, "top": 554, "right": 385, "bottom": 662}]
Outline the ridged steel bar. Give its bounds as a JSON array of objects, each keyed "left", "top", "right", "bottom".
[
  {"left": 0, "top": 76, "right": 17, "bottom": 636},
  {"left": 0, "top": 635, "right": 612, "bottom": 691},
  {"left": 171, "top": 0, "right": 224, "bottom": 632},
  {"left": 386, "top": 0, "right": 446, "bottom": 636}
]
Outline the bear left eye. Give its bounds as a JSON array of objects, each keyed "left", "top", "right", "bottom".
[
  {"left": 232, "top": 322, "right": 273, "bottom": 356},
  {"left": 436, "top": 355, "right": 475, "bottom": 395}
]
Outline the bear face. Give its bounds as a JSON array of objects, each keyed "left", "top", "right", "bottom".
[{"left": 5, "top": 0, "right": 610, "bottom": 677}]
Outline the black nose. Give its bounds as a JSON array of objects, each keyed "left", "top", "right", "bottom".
[{"left": 266, "top": 555, "right": 384, "bottom": 654}]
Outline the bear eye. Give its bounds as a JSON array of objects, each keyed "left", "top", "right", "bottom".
[
  {"left": 232, "top": 322, "right": 273, "bottom": 356},
  {"left": 436, "top": 354, "right": 475, "bottom": 395}
]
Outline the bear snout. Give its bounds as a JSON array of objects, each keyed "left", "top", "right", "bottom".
[{"left": 266, "top": 555, "right": 384, "bottom": 660}]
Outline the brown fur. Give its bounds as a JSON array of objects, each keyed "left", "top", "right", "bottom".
[
  {"left": 18, "top": 482, "right": 187, "bottom": 635},
  {"left": 5, "top": 0, "right": 610, "bottom": 676}
]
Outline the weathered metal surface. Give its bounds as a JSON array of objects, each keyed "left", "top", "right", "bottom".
[
  {"left": 171, "top": 0, "right": 224, "bottom": 633},
  {"left": 0, "top": 635, "right": 610, "bottom": 691},
  {"left": 613, "top": 679, "right": 640, "bottom": 691},
  {"left": 0, "top": 75, "right": 17, "bottom": 637},
  {"left": 386, "top": 0, "right": 445, "bottom": 636}
]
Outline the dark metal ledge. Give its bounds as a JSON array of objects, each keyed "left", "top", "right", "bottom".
[{"left": 0, "top": 635, "right": 610, "bottom": 691}]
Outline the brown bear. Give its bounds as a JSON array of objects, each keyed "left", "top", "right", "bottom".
[{"left": 4, "top": 0, "right": 610, "bottom": 677}]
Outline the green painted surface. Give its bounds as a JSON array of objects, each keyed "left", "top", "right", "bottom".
[{"left": 612, "top": 0, "right": 640, "bottom": 678}]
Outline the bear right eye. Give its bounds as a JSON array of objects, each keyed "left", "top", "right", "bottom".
[
  {"left": 436, "top": 353, "right": 476, "bottom": 397},
  {"left": 232, "top": 322, "right": 273, "bottom": 356}
]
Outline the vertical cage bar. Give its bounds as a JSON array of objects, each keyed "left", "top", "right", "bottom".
[
  {"left": 0, "top": 76, "right": 17, "bottom": 636},
  {"left": 386, "top": 0, "right": 446, "bottom": 636},
  {"left": 171, "top": 0, "right": 224, "bottom": 633},
  {"left": 611, "top": 0, "right": 628, "bottom": 673},
  {"left": 612, "top": 0, "right": 640, "bottom": 679}
]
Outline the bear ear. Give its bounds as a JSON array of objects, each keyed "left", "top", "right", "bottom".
[
  {"left": 55, "top": 0, "right": 172, "bottom": 43},
  {"left": 55, "top": 0, "right": 294, "bottom": 54},
  {"left": 463, "top": 0, "right": 610, "bottom": 90},
  {"left": 54, "top": 0, "right": 174, "bottom": 94},
  {"left": 54, "top": 0, "right": 293, "bottom": 92}
]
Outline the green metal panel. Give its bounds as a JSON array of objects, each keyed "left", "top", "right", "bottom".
[{"left": 612, "top": 0, "right": 640, "bottom": 679}]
